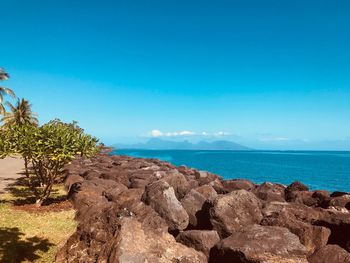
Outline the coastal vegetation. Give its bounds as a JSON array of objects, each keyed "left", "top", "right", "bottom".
[
  {"left": 0, "top": 67, "right": 98, "bottom": 261},
  {"left": 0, "top": 68, "right": 100, "bottom": 206}
]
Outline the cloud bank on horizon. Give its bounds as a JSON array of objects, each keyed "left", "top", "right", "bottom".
[{"left": 149, "top": 129, "right": 231, "bottom": 138}]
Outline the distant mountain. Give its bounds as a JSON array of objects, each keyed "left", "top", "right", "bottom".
[{"left": 115, "top": 138, "right": 250, "bottom": 150}]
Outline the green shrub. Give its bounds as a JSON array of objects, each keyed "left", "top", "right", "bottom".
[{"left": 0, "top": 120, "right": 100, "bottom": 205}]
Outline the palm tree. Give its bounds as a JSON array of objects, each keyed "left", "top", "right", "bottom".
[
  {"left": 1, "top": 99, "right": 38, "bottom": 127},
  {"left": 0, "top": 68, "right": 16, "bottom": 115}
]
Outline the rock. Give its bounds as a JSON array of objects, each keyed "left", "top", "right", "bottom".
[
  {"left": 308, "top": 245, "right": 350, "bottom": 263},
  {"left": 181, "top": 189, "right": 210, "bottom": 229},
  {"left": 209, "top": 225, "right": 308, "bottom": 263},
  {"left": 209, "top": 190, "right": 263, "bottom": 237},
  {"left": 176, "top": 230, "right": 220, "bottom": 258},
  {"left": 163, "top": 169, "right": 191, "bottom": 199},
  {"left": 253, "top": 182, "right": 286, "bottom": 202},
  {"left": 222, "top": 179, "right": 255, "bottom": 192},
  {"left": 329, "top": 194, "right": 350, "bottom": 209},
  {"left": 331, "top": 191, "right": 349, "bottom": 197},
  {"left": 108, "top": 218, "right": 207, "bottom": 263},
  {"left": 261, "top": 202, "right": 330, "bottom": 253},
  {"left": 102, "top": 183, "right": 128, "bottom": 202},
  {"left": 285, "top": 181, "right": 309, "bottom": 201},
  {"left": 142, "top": 180, "right": 189, "bottom": 231},
  {"left": 312, "top": 190, "right": 330, "bottom": 207},
  {"left": 315, "top": 211, "right": 350, "bottom": 252},
  {"left": 286, "top": 190, "right": 318, "bottom": 207},
  {"left": 194, "top": 185, "right": 218, "bottom": 200}
]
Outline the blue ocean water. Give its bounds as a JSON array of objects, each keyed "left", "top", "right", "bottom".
[{"left": 112, "top": 150, "right": 350, "bottom": 193}]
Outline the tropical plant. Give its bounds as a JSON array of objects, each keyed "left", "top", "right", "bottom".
[
  {"left": 1, "top": 98, "right": 39, "bottom": 127},
  {"left": 0, "top": 68, "right": 16, "bottom": 115},
  {"left": 0, "top": 119, "right": 100, "bottom": 206}
]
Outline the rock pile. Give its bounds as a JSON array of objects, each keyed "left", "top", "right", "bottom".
[{"left": 55, "top": 153, "right": 350, "bottom": 263}]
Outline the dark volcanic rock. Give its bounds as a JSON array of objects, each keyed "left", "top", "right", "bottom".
[
  {"left": 209, "top": 190, "right": 263, "bottom": 238},
  {"left": 221, "top": 179, "right": 255, "bottom": 192},
  {"left": 308, "top": 244, "right": 350, "bottom": 263},
  {"left": 261, "top": 201, "right": 330, "bottom": 253},
  {"left": 142, "top": 180, "right": 189, "bottom": 231},
  {"left": 176, "top": 230, "right": 220, "bottom": 258},
  {"left": 56, "top": 153, "right": 350, "bottom": 263},
  {"left": 181, "top": 189, "right": 208, "bottom": 228},
  {"left": 209, "top": 225, "right": 308, "bottom": 263},
  {"left": 253, "top": 182, "right": 286, "bottom": 202},
  {"left": 285, "top": 181, "right": 309, "bottom": 201}
]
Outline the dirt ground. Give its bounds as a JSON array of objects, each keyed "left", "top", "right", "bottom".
[{"left": 0, "top": 157, "right": 24, "bottom": 194}]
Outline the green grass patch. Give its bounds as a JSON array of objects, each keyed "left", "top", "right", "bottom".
[{"left": 0, "top": 185, "right": 77, "bottom": 263}]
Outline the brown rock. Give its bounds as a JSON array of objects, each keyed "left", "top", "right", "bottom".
[
  {"left": 308, "top": 245, "right": 350, "bottom": 263},
  {"left": 222, "top": 179, "right": 255, "bottom": 192},
  {"left": 261, "top": 202, "right": 330, "bottom": 253},
  {"left": 209, "top": 225, "right": 308, "bottom": 263},
  {"left": 253, "top": 182, "right": 286, "bottom": 202},
  {"left": 194, "top": 185, "right": 218, "bottom": 201},
  {"left": 142, "top": 180, "right": 189, "bottom": 231},
  {"left": 181, "top": 189, "right": 210, "bottom": 229},
  {"left": 163, "top": 169, "right": 191, "bottom": 199},
  {"left": 176, "top": 230, "right": 220, "bottom": 258},
  {"left": 209, "top": 190, "right": 263, "bottom": 237},
  {"left": 108, "top": 218, "right": 207, "bottom": 263}
]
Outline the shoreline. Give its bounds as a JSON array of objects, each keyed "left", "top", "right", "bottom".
[{"left": 56, "top": 153, "right": 350, "bottom": 262}]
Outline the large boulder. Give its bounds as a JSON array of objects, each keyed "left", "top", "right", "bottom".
[
  {"left": 142, "top": 180, "right": 189, "bottom": 231},
  {"left": 209, "top": 225, "right": 308, "bottom": 263},
  {"left": 176, "top": 230, "right": 220, "bottom": 258},
  {"left": 308, "top": 245, "right": 350, "bottom": 263},
  {"left": 222, "top": 179, "right": 255, "bottom": 192},
  {"left": 209, "top": 190, "right": 263, "bottom": 237},
  {"left": 163, "top": 169, "right": 191, "bottom": 199},
  {"left": 181, "top": 189, "right": 208, "bottom": 229},
  {"left": 261, "top": 202, "right": 330, "bottom": 253},
  {"left": 107, "top": 218, "right": 207, "bottom": 263},
  {"left": 285, "top": 181, "right": 309, "bottom": 201},
  {"left": 253, "top": 182, "right": 286, "bottom": 202}
]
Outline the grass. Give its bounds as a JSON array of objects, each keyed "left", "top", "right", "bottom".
[{"left": 0, "top": 184, "right": 77, "bottom": 263}]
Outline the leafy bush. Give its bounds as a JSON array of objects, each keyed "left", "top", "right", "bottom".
[{"left": 0, "top": 120, "right": 100, "bottom": 205}]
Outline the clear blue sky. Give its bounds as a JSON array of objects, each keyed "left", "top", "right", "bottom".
[{"left": 1, "top": 0, "right": 350, "bottom": 149}]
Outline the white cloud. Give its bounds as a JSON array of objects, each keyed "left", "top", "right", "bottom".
[
  {"left": 150, "top": 129, "right": 163, "bottom": 137},
  {"left": 149, "top": 129, "right": 231, "bottom": 138}
]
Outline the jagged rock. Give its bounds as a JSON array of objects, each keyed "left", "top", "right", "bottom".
[
  {"left": 287, "top": 190, "right": 318, "bottom": 207},
  {"left": 142, "top": 180, "right": 189, "bottom": 231},
  {"left": 261, "top": 201, "right": 330, "bottom": 253},
  {"left": 163, "top": 169, "right": 191, "bottom": 199},
  {"left": 253, "top": 182, "right": 286, "bottom": 202},
  {"left": 181, "top": 189, "right": 209, "bottom": 229},
  {"left": 209, "top": 190, "right": 263, "bottom": 237},
  {"left": 285, "top": 181, "right": 309, "bottom": 201},
  {"left": 176, "top": 230, "right": 220, "bottom": 258},
  {"left": 57, "top": 154, "right": 350, "bottom": 262},
  {"left": 329, "top": 194, "right": 350, "bottom": 209},
  {"left": 308, "top": 244, "right": 350, "bottom": 263},
  {"left": 194, "top": 185, "right": 218, "bottom": 200},
  {"left": 315, "top": 210, "right": 350, "bottom": 252},
  {"left": 108, "top": 218, "right": 207, "bottom": 263},
  {"left": 209, "top": 225, "right": 308, "bottom": 263},
  {"left": 222, "top": 179, "right": 255, "bottom": 192}
]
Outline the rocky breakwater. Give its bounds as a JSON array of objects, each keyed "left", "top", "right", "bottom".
[{"left": 55, "top": 153, "right": 350, "bottom": 263}]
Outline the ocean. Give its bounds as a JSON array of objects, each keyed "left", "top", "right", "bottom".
[{"left": 111, "top": 150, "right": 350, "bottom": 193}]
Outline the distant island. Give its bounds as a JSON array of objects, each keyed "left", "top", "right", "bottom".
[{"left": 114, "top": 138, "right": 250, "bottom": 150}]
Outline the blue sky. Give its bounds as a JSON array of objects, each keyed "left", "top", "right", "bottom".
[{"left": 1, "top": 0, "right": 350, "bottom": 149}]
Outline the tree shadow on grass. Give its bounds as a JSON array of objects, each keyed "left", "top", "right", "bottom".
[
  {"left": 2, "top": 174, "right": 66, "bottom": 206},
  {"left": 0, "top": 227, "right": 54, "bottom": 263}
]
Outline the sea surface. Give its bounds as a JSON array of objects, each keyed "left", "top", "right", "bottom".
[{"left": 112, "top": 150, "right": 350, "bottom": 193}]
